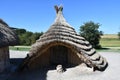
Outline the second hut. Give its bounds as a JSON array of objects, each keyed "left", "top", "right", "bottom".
[{"left": 0, "top": 19, "right": 19, "bottom": 72}]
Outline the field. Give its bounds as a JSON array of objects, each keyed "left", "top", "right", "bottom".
[
  {"left": 98, "top": 34, "right": 120, "bottom": 52},
  {"left": 100, "top": 34, "right": 120, "bottom": 47},
  {"left": 101, "top": 34, "right": 118, "bottom": 39},
  {"left": 100, "top": 38, "right": 120, "bottom": 47},
  {"left": 9, "top": 46, "right": 31, "bottom": 51}
]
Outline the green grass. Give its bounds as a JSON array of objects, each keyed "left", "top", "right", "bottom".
[
  {"left": 100, "top": 38, "right": 120, "bottom": 47},
  {"left": 96, "top": 47, "right": 120, "bottom": 52},
  {"left": 9, "top": 46, "right": 31, "bottom": 51},
  {"left": 99, "top": 34, "right": 120, "bottom": 52}
]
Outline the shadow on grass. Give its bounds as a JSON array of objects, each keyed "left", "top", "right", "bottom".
[
  {"left": 97, "top": 47, "right": 110, "bottom": 50},
  {"left": 96, "top": 47, "right": 112, "bottom": 52},
  {"left": 96, "top": 47, "right": 120, "bottom": 52}
]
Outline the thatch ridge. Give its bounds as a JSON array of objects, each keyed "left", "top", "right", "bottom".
[
  {"left": 0, "top": 19, "right": 19, "bottom": 47},
  {"left": 18, "top": 5, "right": 108, "bottom": 72}
]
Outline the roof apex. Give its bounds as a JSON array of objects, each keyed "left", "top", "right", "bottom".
[
  {"left": 53, "top": 5, "right": 72, "bottom": 27},
  {"left": 54, "top": 5, "right": 63, "bottom": 14}
]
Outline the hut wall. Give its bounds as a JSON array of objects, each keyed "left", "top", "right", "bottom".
[
  {"left": 0, "top": 47, "right": 10, "bottom": 72},
  {"left": 29, "top": 45, "right": 82, "bottom": 69},
  {"left": 68, "top": 49, "right": 82, "bottom": 65},
  {"left": 29, "top": 49, "right": 50, "bottom": 69}
]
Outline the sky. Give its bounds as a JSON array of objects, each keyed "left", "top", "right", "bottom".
[{"left": 0, "top": 0, "right": 120, "bottom": 34}]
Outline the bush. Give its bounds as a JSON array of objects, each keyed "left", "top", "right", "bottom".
[{"left": 79, "top": 21, "right": 103, "bottom": 49}]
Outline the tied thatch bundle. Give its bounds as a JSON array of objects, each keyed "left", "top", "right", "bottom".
[{"left": 18, "top": 5, "right": 108, "bottom": 72}]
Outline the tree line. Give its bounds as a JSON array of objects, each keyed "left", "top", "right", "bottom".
[{"left": 15, "top": 28, "right": 43, "bottom": 45}]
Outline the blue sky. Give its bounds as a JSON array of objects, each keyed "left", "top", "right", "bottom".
[{"left": 0, "top": 0, "right": 120, "bottom": 34}]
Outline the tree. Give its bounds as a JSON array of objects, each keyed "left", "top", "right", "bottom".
[
  {"left": 79, "top": 21, "right": 103, "bottom": 48},
  {"left": 15, "top": 28, "right": 44, "bottom": 45},
  {"left": 30, "top": 32, "right": 44, "bottom": 44},
  {"left": 15, "top": 29, "right": 26, "bottom": 35},
  {"left": 118, "top": 32, "right": 120, "bottom": 39}
]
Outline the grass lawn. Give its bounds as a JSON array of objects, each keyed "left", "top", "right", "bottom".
[
  {"left": 99, "top": 34, "right": 120, "bottom": 52},
  {"left": 96, "top": 47, "right": 120, "bottom": 52},
  {"left": 9, "top": 46, "right": 31, "bottom": 51},
  {"left": 100, "top": 38, "right": 120, "bottom": 47}
]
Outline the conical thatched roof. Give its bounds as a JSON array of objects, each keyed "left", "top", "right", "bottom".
[
  {"left": 19, "top": 5, "right": 108, "bottom": 71},
  {"left": 0, "top": 19, "right": 19, "bottom": 48}
]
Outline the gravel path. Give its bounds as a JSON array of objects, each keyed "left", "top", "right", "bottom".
[
  {"left": 1, "top": 51, "right": 120, "bottom": 80},
  {"left": 10, "top": 50, "right": 28, "bottom": 58}
]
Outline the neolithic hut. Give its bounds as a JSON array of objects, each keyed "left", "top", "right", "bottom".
[
  {"left": 0, "top": 19, "right": 19, "bottom": 72},
  {"left": 19, "top": 5, "right": 108, "bottom": 71}
]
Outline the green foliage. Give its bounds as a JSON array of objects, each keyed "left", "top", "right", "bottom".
[
  {"left": 118, "top": 32, "right": 120, "bottom": 39},
  {"left": 15, "top": 28, "right": 43, "bottom": 45},
  {"left": 30, "top": 32, "right": 44, "bottom": 44},
  {"left": 79, "top": 21, "right": 103, "bottom": 48},
  {"left": 16, "top": 29, "right": 26, "bottom": 34}
]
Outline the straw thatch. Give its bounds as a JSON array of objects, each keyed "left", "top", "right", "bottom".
[
  {"left": 0, "top": 19, "right": 19, "bottom": 47},
  {"left": 0, "top": 19, "right": 19, "bottom": 72},
  {"left": 18, "top": 5, "right": 108, "bottom": 71}
]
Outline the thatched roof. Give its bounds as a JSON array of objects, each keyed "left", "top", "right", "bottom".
[
  {"left": 18, "top": 5, "right": 108, "bottom": 71},
  {"left": 0, "top": 19, "right": 19, "bottom": 48}
]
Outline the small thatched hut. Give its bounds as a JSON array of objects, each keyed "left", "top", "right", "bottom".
[
  {"left": 0, "top": 19, "right": 19, "bottom": 72},
  {"left": 19, "top": 5, "right": 108, "bottom": 71}
]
